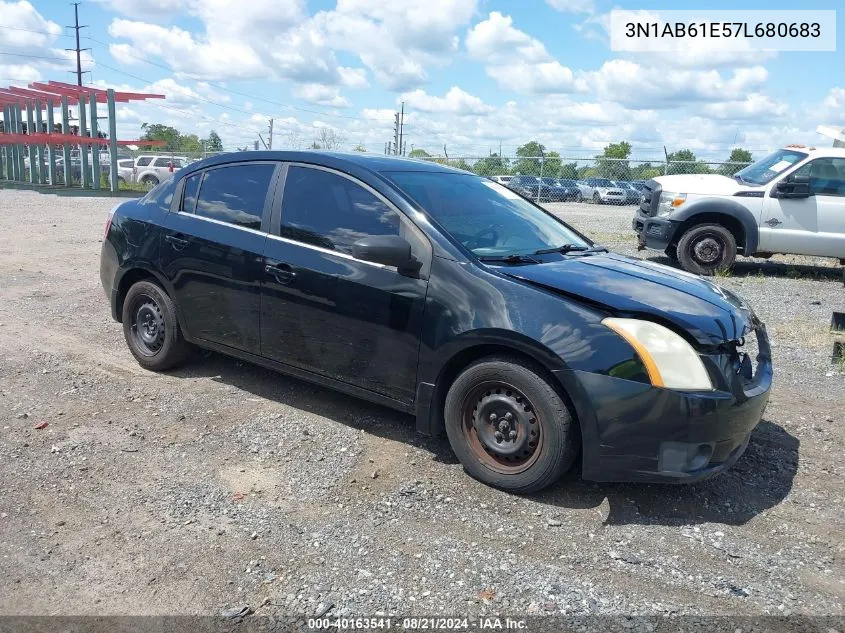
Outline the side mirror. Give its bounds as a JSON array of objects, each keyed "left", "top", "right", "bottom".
[
  {"left": 774, "top": 174, "right": 810, "bottom": 199},
  {"left": 351, "top": 235, "right": 420, "bottom": 275}
]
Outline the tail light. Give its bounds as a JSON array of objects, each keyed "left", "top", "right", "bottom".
[{"left": 104, "top": 203, "right": 120, "bottom": 240}]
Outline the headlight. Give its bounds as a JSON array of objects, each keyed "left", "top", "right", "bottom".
[
  {"left": 657, "top": 192, "right": 687, "bottom": 216},
  {"left": 602, "top": 317, "right": 713, "bottom": 391}
]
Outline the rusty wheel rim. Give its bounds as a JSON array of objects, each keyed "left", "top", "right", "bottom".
[{"left": 460, "top": 380, "right": 543, "bottom": 475}]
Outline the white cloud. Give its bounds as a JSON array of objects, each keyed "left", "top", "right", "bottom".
[
  {"left": 466, "top": 12, "right": 574, "bottom": 94},
  {"left": 293, "top": 84, "right": 351, "bottom": 108},
  {"left": 546, "top": 0, "right": 595, "bottom": 14},
  {"left": 0, "top": 63, "right": 41, "bottom": 82},
  {"left": 338, "top": 67, "right": 369, "bottom": 89},
  {"left": 400, "top": 86, "right": 493, "bottom": 115},
  {"left": 91, "top": 0, "right": 184, "bottom": 21},
  {"left": 814, "top": 87, "right": 845, "bottom": 125},
  {"left": 576, "top": 59, "right": 769, "bottom": 109},
  {"left": 702, "top": 93, "right": 789, "bottom": 120}
]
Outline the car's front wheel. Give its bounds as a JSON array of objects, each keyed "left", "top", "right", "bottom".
[
  {"left": 444, "top": 356, "right": 577, "bottom": 494},
  {"left": 592, "top": 192, "right": 601, "bottom": 204},
  {"left": 676, "top": 223, "right": 737, "bottom": 275},
  {"left": 122, "top": 280, "right": 191, "bottom": 371}
]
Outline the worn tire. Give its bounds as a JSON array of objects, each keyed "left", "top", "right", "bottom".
[
  {"left": 122, "top": 280, "right": 191, "bottom": 371},
  {"left": 676, "top": 223, "right": 737, "bottom": 275},
  {"left": 140, "top": 175, "right": 159, "bottom": 188},
  {"left": 444, "top": 356, "right": 577, "bottom": 494}
]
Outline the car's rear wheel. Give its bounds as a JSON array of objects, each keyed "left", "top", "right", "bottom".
[
  {"left": 676, "top": 223, "right": 737, "bottom": 275},
  {"left": 444, "top": 356, "right": 577, "bottom": 494},
  {"left": 122, "top": 280, "right": 191, "bottom": 371},
  {"left": 140, "top": 175, "right": 159, "bottom": 189}
]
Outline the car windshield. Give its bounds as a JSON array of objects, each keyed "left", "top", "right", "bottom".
[
  {"left": 386, "top": 171, "right": 590, "bottom": 257},
  {"left": 734, "top": 148, "right": 808, "bottom": 185}
]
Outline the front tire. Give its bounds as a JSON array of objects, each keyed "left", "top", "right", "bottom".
[
  {"left": 676, "top": 223, "right": 737, "bottom": 275},
  {"left": 592, "top": 192, "right": 601, "bottom": 204},
  {"left": 444, "top": 356, "right": 577, "bottom": 494},
  {"left": 122, "top": 280, "right": 191, "bottom": 371}
]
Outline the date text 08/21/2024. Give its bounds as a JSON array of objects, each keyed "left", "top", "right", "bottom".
[{"left": 306, "top": 617, "right": 528, "bottom": 630}]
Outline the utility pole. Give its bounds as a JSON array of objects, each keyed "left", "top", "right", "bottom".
[
  {"left": 66, "top": 3, "right": 89, "bottom": 87},
  {"left": 398, "top": 101, "right": 405, "bottom": 157},
  {"left": 268, "top": 118, "right": 274, "bottom": 150},
  {"left": 393, "top": 112, "right": 400, "bottom": 156}
]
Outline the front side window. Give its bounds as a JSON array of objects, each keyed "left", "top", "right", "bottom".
[
  {"left": 386, "top": 171, "right": 589, "bottom": 257},
  {"left": 792, "top": 157, "right": 845, "bottom": 197},
  {"left": 735, "top": 148, "right": 808, "bottom": 186},
  {"left": 194, "top": 163, "right": 275, "bottom": 230},
  {"left": 280, "top": 166, "right": 401, "bottom": 253}
]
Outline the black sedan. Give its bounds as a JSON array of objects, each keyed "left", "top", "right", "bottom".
[{"left": 100, "top": 151, "right": 771, "bottom": 493}]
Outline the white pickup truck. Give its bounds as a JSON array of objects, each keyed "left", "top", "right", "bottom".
[{"left": 633, "top": 145, "right": 845, "bottom": 274}]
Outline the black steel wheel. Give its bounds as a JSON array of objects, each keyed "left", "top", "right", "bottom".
[
  {"left": 122, "top": 280, "right": 191, "bottom": 371},
  {"left": 444, "top": 356, "right": 577, "bottom": 493},
  {"left": 676, "top": 223, "right": 737, "bottom": 275}
]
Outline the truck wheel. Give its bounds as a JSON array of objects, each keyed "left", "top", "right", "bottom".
[
  {"left": 122, "top": 280, "right": 191, "bottom": 371},
  {"left": 676, "top": 223, "right": 737, "bottom": 275},
  {"left": 444, "top": 356, "right": 577, "bottom": 494}
]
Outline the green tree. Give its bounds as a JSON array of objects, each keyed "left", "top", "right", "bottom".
[
  {"left": 559, "top": 162, "right": 578, "bottom": 179},
  {"left": 408, "top": 148, "right": 431, "bottom": 158},
  {"left": 353, "top": 143, "right": 367, "bottom": 152},
  {"left": 450, "top": 159, "right": 473, "bottom": 172},
  {"left": 513, "top": 140, "right": 546, "bottom": 175},
  {"left": 140, "top": 123, "right": 181, "bottom": 152},
  {"left": 666, "top": 149, "right": 697, "bottom": 175},
  {"left": 722, "top": 147, "right": 753, "bottom": 175},
  {"left": 179, "top": 133, "right": 202, "bottom": 153},
  {"left": 473, "top": 153, "right": 509, "bottom": 177},
  {"left": 205, "top": 130, "right": 223, "bottom": 152},
  {"left": 543, "top": 151, "right": 562, "bottom": 179},
  {"left": 596, "top": 141, "right": 632, "bottom": 180}
]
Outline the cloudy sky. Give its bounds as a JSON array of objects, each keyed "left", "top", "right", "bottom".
[{"left": 0, "top": 0, "right": 842, "bottom": 160}]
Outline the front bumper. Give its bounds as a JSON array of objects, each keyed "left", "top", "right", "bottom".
[
  {"left": 633, "top": 209, "right": 680, "bottom": 251},
  {"left": 553, "top": 323, "right": 773, "bottom": 483}
]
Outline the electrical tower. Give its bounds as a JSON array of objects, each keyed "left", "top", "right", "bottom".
[
  {"left": 66, "top": 3, "right": 90, "bottom": 86},
  {"left": 393, "top": 112, "right": 400, "bottom": 155}
]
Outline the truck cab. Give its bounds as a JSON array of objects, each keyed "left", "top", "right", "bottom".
[{"left": 633, "top": 145, "right": 845, "bottom": 274}]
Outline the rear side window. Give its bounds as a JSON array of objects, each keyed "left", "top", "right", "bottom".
[
  {"left": 118, "top": 159, "right": 133, "bottom": 168},
  {"left": 172, "top": 159, "right": 184, "bottom": 168},
  {"left": 194, "top": 163, "right": 275, "bottom": 230},
  {"left": 153, "top": 157, "right": 171, "bottom": 168},
  {"left": 181, "top": 173, "right": 201, "bottom": 213},
  {"left": 136, "top": 157, "right": 152, "bottom": 167},
  {"left": 280, "top": 166, "right": 401, "bottom": 253}
]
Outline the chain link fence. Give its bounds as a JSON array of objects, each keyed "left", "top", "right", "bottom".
[{"left": 416, "top": 156, "right": 752, "bottom": 205}]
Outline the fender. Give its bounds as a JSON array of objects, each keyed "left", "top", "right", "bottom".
[{"left": 670, "top": 197, "right": 760, "bottom": 255}]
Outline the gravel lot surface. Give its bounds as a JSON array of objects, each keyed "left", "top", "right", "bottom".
[{"left": 0, "top": 190, "right": 843, "bottom": 622}]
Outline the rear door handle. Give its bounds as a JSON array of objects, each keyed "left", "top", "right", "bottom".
[
  {"left": 165, "top": 234, "right": 189, "bottom": 250},
  {"left": 265, "top": 263, "right": 296, "bottom": 284}
]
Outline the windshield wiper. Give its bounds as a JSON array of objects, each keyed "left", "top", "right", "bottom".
[
  {"left": 533, "top": 244, "right": 589, "bottom": 255},
  {"left": 478, "top": 253, "right": 540, "bottom": 264},
  {"left": 733, "top": 174, "right": 747, "bottom": 184}
]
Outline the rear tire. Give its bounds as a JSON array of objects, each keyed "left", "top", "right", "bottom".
[
  {"left": 140, "top": 175, "right": 159, "bottom": 189},
  {"left": 676, "top": 223, "right": 737, "bottom": 275},
  {"left": 444, "top": 356, "right": 577, "bottom": 494},
  {"left": 122, "top": 280, "right": 191, "bottom": 371}
]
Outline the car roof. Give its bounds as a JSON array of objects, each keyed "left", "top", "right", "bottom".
[
  {"left": 179, "top": 150, "right": 467, "bottom": 178},
  {"left": 797, "top": 146, "right": 845, "bottom": 158}
]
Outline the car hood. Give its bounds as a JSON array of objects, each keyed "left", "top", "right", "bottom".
[
  {"left": 496, "top": 252, "right": 754, "bottom": 346},
  {"left": 653, "top": 174, "right": 760, "bottom": 195}
]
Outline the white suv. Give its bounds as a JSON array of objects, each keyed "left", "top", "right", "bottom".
[
  {"left": 633, "top": 145, "right": 845, "bottom": 274},
  {"left": 134, "top": 155, "right": 187, "bottom": 188}
]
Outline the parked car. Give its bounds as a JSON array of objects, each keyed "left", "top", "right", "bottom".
[
  {"left": 582, "top": 178, "right": 626, "bottom": 205},
  {"left": 508, "top": 175, "right": 544, "bottom": 201},
  {"left": 630, "top": 180, "right": 647, "bottom": 191},
  {"left": 557, "top": 178, "right": 583, "bottom": 201},
  {"left": 116, "top": 158, "right": 135, "bottom": 184},
  {"left": 489, "top": 175, "right": 512, "bottom": 187},
  {"left": 101, "top": 151, "right": 772, "bottom": 493},
  {"left": 134, "top": 155, "right": 187, "bottom": 188},
  {"left": 634, "top": 144, "right": 845, "bottom": 274},
  {"left": 613, "top": 181, "right": 642, "bottom": 205}
]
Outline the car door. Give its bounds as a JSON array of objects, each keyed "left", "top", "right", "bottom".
[
  {"left": 160, "top": 161, "right": 280, "bottom": 354},
  {"left": 151, "top": 157, "right": 171, "bottom": 181},
  {"left": 260, "top": 164, "right": 431, "bottom": 404},
  {"left": 761, "top": 157, "right": 845, "bottom": 257}
]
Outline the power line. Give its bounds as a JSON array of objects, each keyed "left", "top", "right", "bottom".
[
  {"left": 0, "top": 51, "right": 70, "bottom": 61},
  {"left": 66, "top": 3, "right": 90, "bottom": 87}
]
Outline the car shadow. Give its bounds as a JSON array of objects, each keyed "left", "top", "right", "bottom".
[
  {"left": 169, "top": 351, "right": 798, "bottom": 528},
  {"left": 532, "top": 420, "right": 800, "bottom": 527},
  {"left": 644, "top": 254, "right": 843, "bottom": 281}
]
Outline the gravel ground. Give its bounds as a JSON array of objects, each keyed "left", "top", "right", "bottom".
[{"left": 0, "top": 190, "right": 843, "bottom": 622}]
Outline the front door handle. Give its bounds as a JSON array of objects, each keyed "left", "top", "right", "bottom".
[
  {"left": 265, "top": 263, "right": 296, "bottom": 284},
  {"left": 164, "top": 234, "right": 189, "bottom": 250}
]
